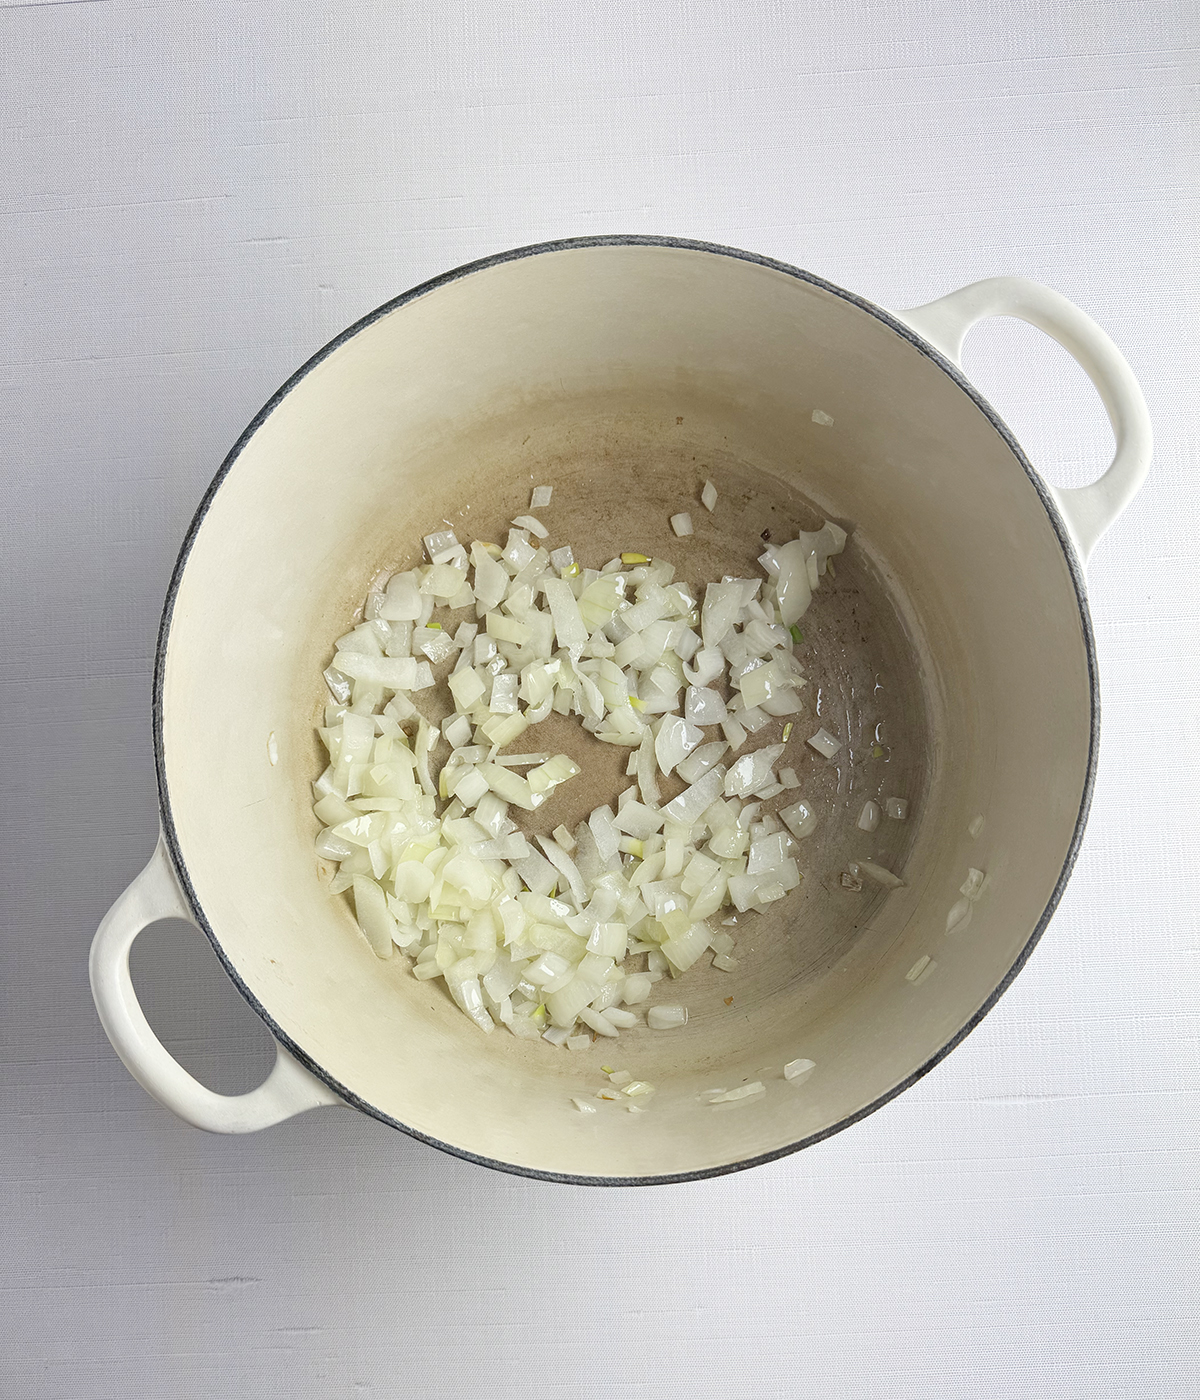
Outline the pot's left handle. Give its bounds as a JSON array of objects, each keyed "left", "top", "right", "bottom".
[{"left": 90, "top": 836, "right": 343, "bottom": 1132}]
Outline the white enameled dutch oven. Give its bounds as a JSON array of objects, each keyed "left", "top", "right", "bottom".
[{"left": 91, "top": 238, "right": 1151, "bottom": 1183}]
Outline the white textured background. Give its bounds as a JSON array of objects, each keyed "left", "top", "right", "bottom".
[{"left": 3, "top": 2, "right": 1197, "bottom": 1396}]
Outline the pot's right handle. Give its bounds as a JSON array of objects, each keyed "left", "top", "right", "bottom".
[
  {"left": 90, "top": 837, "right": 343, "bottom": 1132},
  {"left": 895, "top": 276, "right": 1152, "bottom": 564}
]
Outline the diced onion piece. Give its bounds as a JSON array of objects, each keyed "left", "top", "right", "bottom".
[
  {"left": 536, "top": 834, "right": 587, "bottom": 908},
  {"left": 779, "top": 798, "right": 818, "bottom": 840},
  {"left": 737, "top": 705, "right": 771, "bottom": 733},
  {"left": 960, "top": 867, "right": 988, "bottom": 901},
  {"left": 886, "top": 797, "right": 908, "bottom": 821},
  {"left": 423, "top": 529, "right": 460, "bottom": 564},
  {"left": 853, "top": 858, "right": 905, "bottom": 889},
  {"left": 676, "top": 740, "right": 728, "bottom": 785},
  {"left": 578, "top": 1007, "right": 618, "bottom": 1037},
  {"left": 905, "top": 955, "right": 934, "bottom": 984},
  {"left": 476, "top": 763, "right": 538, "bottom": 811},
  {"left": 381, "top": 572, "right": 423, "bottom": 620},
  {"left": 783, "top": 1057, "right": 815, "bottom": 1081},
  {"left": 945, "top": 897, "right": 973, "bottom": 935},
  {"left": 654, "top": 714, "right": 704, "bottom": 776},
  {"left": 421, "top": 563, "right": 468, "bottom": 598},
  {"left": 806, "top": 727, "right": 842, "bottom": 759},
  {"left": 552, "top": 823, "right": 576, "bottom": 852},
  {"left": 489, "top": 673, "right": 518, "bottom": 714},
  {"left": 812, "top": 409, "right": 834, "bottom": 426},
  {"left": 662, "top": 765, "right": 726, "bottom": 825},
  {"left": 701, "top": 581, "right": 745, "bottom": 649},
  {"left": 443, "top": 713, "right": 472, "bottom": 748},
  {"left": 746, "top": 830, "right": 791, "bottom": 874},
  {"left": 543, "top": 576, "right": 589, "bottom": 654},
  {"left": 612, "top": 800, "right": 665, "bottom": 841},
  {"left": 857, "top": 800, "right": 881, "bottom": 833},
  {"left": 705, "top": 1083, "right": 764, "bottom": 1104},
  {"left": 774, "top": 540, "right": 814, "bottom": 627},
  {"left": 724, "top": 744, "right": 784, "bottom": 798},
  {"left": 512, "top": 514, "right": 549, "bottom": 539},
  {"left": 486, "top": 612, "right": 530, "bottom": 645},
  {"left": 661, "top": 920, "right": 711, "bottom": 974},
  {"left": 450, "top": 767, "right": 489, "bottom": 808},
  {"left": 588, "top": 805, "right": 621, "bottom": 867},
  {"left": 685, "top": 686, "right": 728, "bottom": 727},
  {"left": 333, "top": 652, "right": 418, "bottom": 690},
  {"left": 352, "top": 876, "right": 397, "bottom": 958},
  {"left": 621, "top": 973, "right": 652, "bottom": 1004},
  {"left": 531, "top": 485, "right": 553, "bottom": 509},
  {"left": 647, "top": 1005, "right": 688, "bottom": 1030},
  {"left": 701, "top": 479, "right": 718, "bottom": 512},
  {"left": 671, "top": 512, "right": 694, "bottom": 537},
  {"left": 968, "top": 813, "right": 985, "bottom": 838},
  {"left": 721, "top": 718, "right": 747, "bottom": 752},
  {"left": 417, "top": 627, "right": 455, "bottom": 664},
  {"left": 471, "top": 543, "right": 508, "bottom": 609}
]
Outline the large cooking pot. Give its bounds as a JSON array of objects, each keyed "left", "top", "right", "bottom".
[{"left": 90, "top": 238, "right": 1150, "bottom": 1182}]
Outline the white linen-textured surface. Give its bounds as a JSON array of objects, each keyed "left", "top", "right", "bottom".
[{"left": 3, "top": 2, "right": 1196, "bottom": 1395}]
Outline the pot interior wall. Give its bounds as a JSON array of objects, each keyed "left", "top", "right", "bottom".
[{"left": 159, "top": 245, "right": 1092, "bottom": 1179}]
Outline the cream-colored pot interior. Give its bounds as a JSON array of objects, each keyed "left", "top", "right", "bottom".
[{"left": 158, "top": 241, "right": 1094, "bottom": 1181}]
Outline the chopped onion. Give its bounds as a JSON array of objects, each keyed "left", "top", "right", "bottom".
[
  {"left": 621, "top": 973, "right": 651, "bottom": 1004},
  {"left": 314, "top": 504, "right": 865, "bottom": 1051},
  {"left": 512, "top": 514, "right": 549, "bottom": 539},
  {"left": 806, "top": 727, "right": 842, "bottom": 759},
  {"left": 382, "top": 572, "right": 423, "bottom": 621},
  {"left": 531, "top": 485, "right": 553, "bottom": 509},
  {"left": 543, "top": 577, "right": 589, "bottom": 655},
  {"left": 783, "top": 1057, "right": 815, "bottom": 1081},
  {"left": 811, "top": 409, "right": 834, "bottom": 426},
  {"left": 612, "top": 800, "right": 665, "bottom": 841},
  {"left": 675, "top": 740, "right": 728, "bottom": 785},
  {"left": 857, "top": 800, "right": 881, "bottom": 833},
  {"left": 684, "top": 686, "right": 728, "bottom": 727},
  {"left": 655, "top": 714, "right": 704, "bottom": 776},
  {"left": 905, "top": 954, "right": 934, "bottom": 984},
  {"left": 853, "top": 858, "right": 905, "bottom": 889},
  {"left": 945, "top": 897, "right": 973, "bottom": 935},
  {"left": 960, "top": 867, "right": 988, "bottom": 901},
  {"left": 701, "top": 480, "right": 718, "bottom": 512},
  {"left": 886, "top": 797, "right": 908, "bottom": 821},
  {"left": 725, "top": 744, "right": 784, "bottom": 798},
  {"left": 968, "top": 813, "right": 985, "bottom": 839},
  {"left": 705, "top": 1083, "right": 764, "bottom": 1104},
  {"left": 662, "top": 765, "right": 726, "bottom": 825},
  {"left": 671, "top": 512, "right": 694, "bottom": 537}
]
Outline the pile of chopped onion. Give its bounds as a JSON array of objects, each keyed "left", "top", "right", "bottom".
[{"left": 312, "top": 498, "right": 846, "bottom": 1046}]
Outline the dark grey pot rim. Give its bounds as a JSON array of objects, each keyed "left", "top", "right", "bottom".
[{"left": 152, "top": 235, "right": 1098, "bottom": 1187}]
